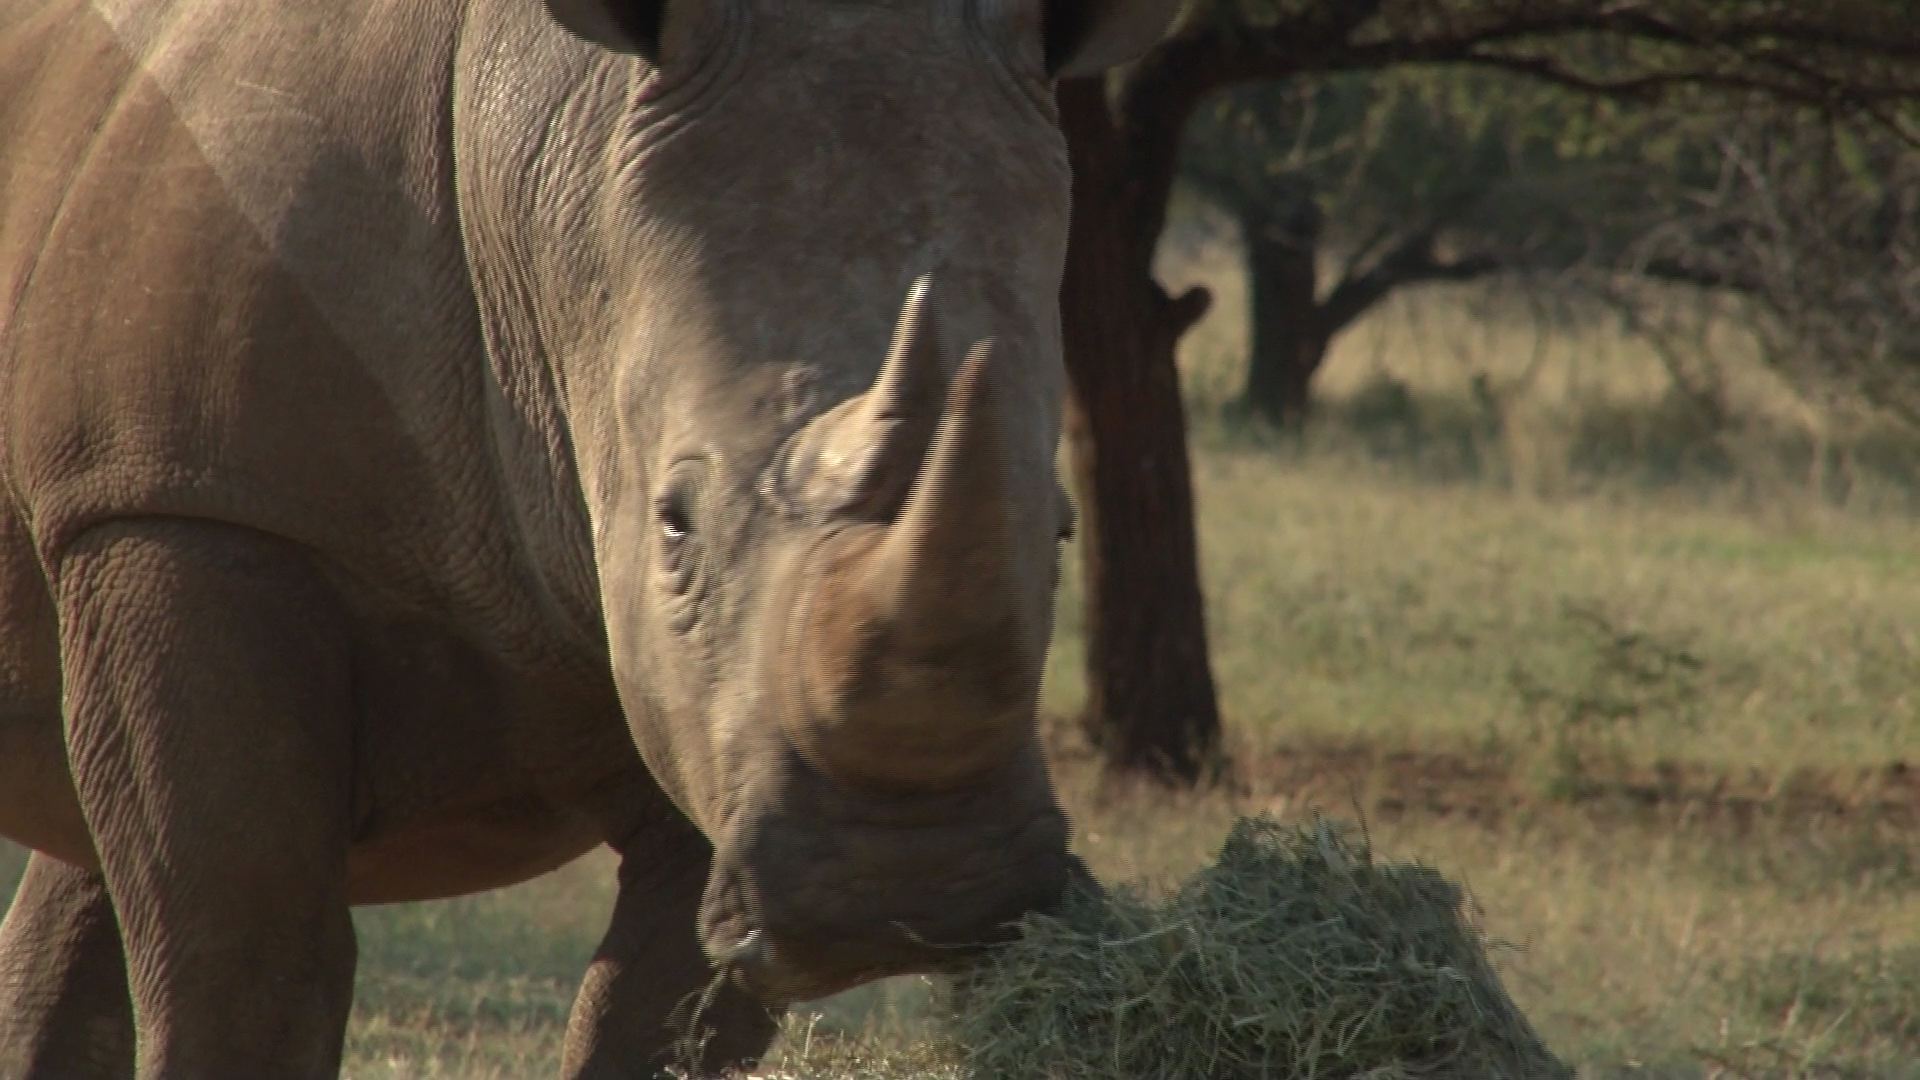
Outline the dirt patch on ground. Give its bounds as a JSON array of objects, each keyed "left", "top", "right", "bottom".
[
  {"left": 1239, "top": 741, "right": 1919, "bottom": 830},
  {"left": 1042, "top": 715, "right": 1919, "bottom": 830}
]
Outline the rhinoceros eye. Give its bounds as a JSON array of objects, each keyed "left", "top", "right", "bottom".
[
  {"left": 656, "top": 459, "right": 706, "bottom": 546},
  {"left": 655, "top": 459, "right": 711, "bottom": 607},
  {"left": 658, "top": 488, "right": 694, "bottom": 542}
]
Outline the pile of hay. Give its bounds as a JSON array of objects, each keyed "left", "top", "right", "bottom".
[{"left": 761, "top": 814, "right": 1568, "bottom": 1079}]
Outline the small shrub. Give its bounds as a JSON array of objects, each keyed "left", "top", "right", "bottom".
[{"left": 1508, "top": 603, "right": 1706, "bottom": 798}]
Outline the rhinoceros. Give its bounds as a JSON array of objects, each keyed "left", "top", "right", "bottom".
[{"left": 0, "top": 0, "right": 1180, "bottom": 1075}]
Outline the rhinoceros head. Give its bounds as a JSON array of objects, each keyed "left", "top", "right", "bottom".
[{"left": 459, "top": 0, "right": 1182, "bottom": 1004}]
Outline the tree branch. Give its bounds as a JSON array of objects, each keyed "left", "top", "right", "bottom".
[
  {"left": 1320, "top": 229, "right": 1503, "bottom": 332},
  {"left": 1630, "top": 256, "right": 1766, "bottom": 295},
  {"left": 1167, "top": 284, "right": 1215, "bottom": 336},
  {"left": 1157, "top": 2, "right": 1920, "bottom": 123}
]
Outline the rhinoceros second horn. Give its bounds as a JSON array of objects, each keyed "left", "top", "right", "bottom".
[{"left": 790, "top": 341, "right": 1036, "bottom": 792}]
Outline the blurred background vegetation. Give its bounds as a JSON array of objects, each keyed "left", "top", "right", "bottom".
[{"left": 1054, "top": 0, "right": 1919, "bottom": 783}]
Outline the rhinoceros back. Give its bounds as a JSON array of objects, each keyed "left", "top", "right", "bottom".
[{"left": 0, "top": 0, "right": 585, "bottom": 662}]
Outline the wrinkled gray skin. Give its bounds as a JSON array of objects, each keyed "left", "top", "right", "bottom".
[{"left": 0, "top": 0, "right": 1181, "bottom": 1076}]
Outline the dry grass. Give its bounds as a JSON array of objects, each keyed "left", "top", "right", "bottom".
[
  {"left": 761, "top": 747, "right": 1917, "bottom": 1079},
  {"left": 757, "top": 816, "right": 1565, "bottom": 1079},
  {"left": 1043, "top": 445, "right": 1920, "bottom": 781},
  {"left": 1082, "top": 785, "right": 1915, "bottom": 1079},
  {"left": 944, "top": 815, "right": 1562, "bottom": 1080}
]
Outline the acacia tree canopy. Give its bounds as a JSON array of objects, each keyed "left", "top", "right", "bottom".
[
  {"left": 1184, "top": 0, "right": 1920, "bottom": 109},
  {"left": 1102, "top": 0, "right": 1920, "bottom": 262},
  {"left": 1177, "top": 69, "right": 1919, "bottom": 421}
]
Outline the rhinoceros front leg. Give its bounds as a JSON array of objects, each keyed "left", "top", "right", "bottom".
[
  {"left": 561, "top": 822, "right": 779, "bottom": 1079},
  {"left": 0, "top": 853, "right": 135, "bottom": 1079},
  {"left": 53, "top": 519, "right": 357, "bottom": 1079}
]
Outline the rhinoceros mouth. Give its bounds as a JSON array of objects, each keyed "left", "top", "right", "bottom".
[
  {"left": 705, "top": 922, "right": 964, "bottom": 1006},
  {"left": 701, "top": 844, "right": 1097, "bottom": 1005},
  {"left": 694, "top": 771, "right": 1079, "bottom": 1005}
]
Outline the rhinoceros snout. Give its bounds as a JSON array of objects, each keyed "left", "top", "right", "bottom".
[{"left": 696, "top": 792, "right": 1079, "bottom": 1005}]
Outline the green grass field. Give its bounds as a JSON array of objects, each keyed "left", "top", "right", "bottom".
[{"left": 3, "top": 220, "right": 1916, "bottom": 1077}]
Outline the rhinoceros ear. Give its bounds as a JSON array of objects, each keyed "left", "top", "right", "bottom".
[
  {"left": 1043, "top": 0, "right": 1187, "bottom": 77},
  {"left": 544, "top": 0, "right": 669, "bottom": 61}
]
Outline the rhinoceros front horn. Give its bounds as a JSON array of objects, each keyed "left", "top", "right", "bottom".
[
  {"left": 784, "top": 296, "right": 1042, "bottom": 791},
  {"left": 778, "top": 275, "right": 948, "bottom": 518}
]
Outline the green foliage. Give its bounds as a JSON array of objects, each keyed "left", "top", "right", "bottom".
[
  {"left": 1179, "top": 67, "right": 1821, "bottom": 296},
  {"left": 1168, "top": 4, "right": 1920, "bottom": 415},
  {"left": 1619, "top": 108, "right": 1920, "bottom": 420}
]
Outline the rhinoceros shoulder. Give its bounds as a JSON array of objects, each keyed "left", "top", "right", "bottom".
[{"left": 1, "top": 0, "right": 589, "bottom": 664}]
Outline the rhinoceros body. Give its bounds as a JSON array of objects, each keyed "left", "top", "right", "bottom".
[{"left": 0, "top": 0, "right": 1176, "bottom": 1075}]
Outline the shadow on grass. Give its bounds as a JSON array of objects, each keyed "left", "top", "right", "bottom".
[{"left": 346, "top": 876, "right": 607, "bottom": 1060}]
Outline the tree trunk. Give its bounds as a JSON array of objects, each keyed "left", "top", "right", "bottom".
[
  {"left": 1058, "top": 80, "right": 1222, "bottom": 785},
  {"left": 1238, "top": 209, "right": 1331, "bottom": 426}
]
